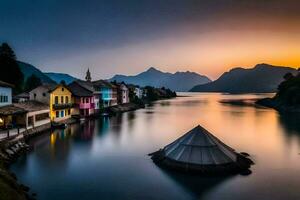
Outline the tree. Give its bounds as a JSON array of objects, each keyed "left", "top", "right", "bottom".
[
  {"left": 0, "top": 43, "right": 16, "bottom": 60},
  {"left": 24, "top": 74, "right": 42, "bottom": 92},
  {"left": 283, "top": 72, "right": 294, "bottom": 81},
  {"left": 0, "top": 43, "right": 24, "bottom": 94}
]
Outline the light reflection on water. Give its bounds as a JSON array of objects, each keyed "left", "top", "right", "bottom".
[{"left": 11, "top": 93, "right": 300, "bottom": 200}]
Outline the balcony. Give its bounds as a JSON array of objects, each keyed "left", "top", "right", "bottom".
[
  {"left": 79, "top": 103, "right": 95, "bottom": 109},
  {"left": 52, "top": 103, "right": 74, "bottom": 110}
]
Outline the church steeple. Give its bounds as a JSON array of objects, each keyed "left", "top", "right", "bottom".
[{"left": 85, "top": 68, "right": 92, "bottom": 82}]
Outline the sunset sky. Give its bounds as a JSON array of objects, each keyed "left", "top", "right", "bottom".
[{"left": 1, "top": 0, "right": 299, "bottom": 80}]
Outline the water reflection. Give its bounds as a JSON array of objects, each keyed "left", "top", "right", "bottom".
[
  {"left": 279, "top": 113, "right": 300, "bottom": 134},
  {"left": 10, "top": 93, "right": 300, "bottom": 200},
  {"left": 163, "top": 170, "right": 233, "bottom": 199}
]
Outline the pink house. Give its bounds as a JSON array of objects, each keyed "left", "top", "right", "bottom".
[{"left": 68, "top": 81, "right": 95, "bottom": 117}]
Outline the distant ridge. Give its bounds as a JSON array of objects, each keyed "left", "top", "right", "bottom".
[
  {"left": 190, "top": 63, "right": 298, "bottom": 93},
  {"left": 110, "top": 67, "right": 211, "bottom": 92},
  {"left": 17, "top": 61, "right": 55, "bottom": 84},
  {"left": 44, "top": 72, "right": 77, "bottom": 84}
]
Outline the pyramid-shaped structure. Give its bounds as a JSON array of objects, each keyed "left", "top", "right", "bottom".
[
  {"left": 150, "top": 125, "right": 253, "bottom": 174},
  {"left": 163, "top": 125, "right": 237, "bottom": 165}
]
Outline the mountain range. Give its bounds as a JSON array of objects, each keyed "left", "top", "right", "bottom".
[
  {"left": 190, "top": 63, "right": 298, "bottom": 93},
  {"left": 110, "top": 67, "right": 212, "bottom": 92},
  {"left": 17, "top": 61, "right": 77, "bottom": 84},
  {"left": 18, "top": 61, "right": 55, "bottom": 84},
  {"left": 44, "top": 72, "right": 77, "bottom": 84},
  {"left": 17, "top": 61, "right": 298, "bottom": 93}
]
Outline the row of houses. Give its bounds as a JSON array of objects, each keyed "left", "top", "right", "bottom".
[{"left": 0, "top": 70, "right": 145, "bottom": 131}]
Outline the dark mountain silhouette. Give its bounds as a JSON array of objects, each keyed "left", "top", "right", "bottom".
[
  {"left": 44, "top": 72, "right": 77, "bottom": 84},
  {"left": 257, "top": 70, "right": 300, "bottom": 112},
  {"left": 110, "top": 67, "right": 211, "bottom": 91},
  {"left": 17, "top": 61, "right": 55, "bottom": 84},
  {"left": 190, "top": 63, "right": 298, "bottom": 93}
]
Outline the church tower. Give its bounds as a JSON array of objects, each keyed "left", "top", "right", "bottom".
[{"left": 85, "top": 68, "right": 92, "bottom": 82}]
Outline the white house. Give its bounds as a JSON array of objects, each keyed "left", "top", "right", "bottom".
[
  {"left": 119, "top": 84, "right": 129, "bottom": 104},
  {"left": 134, "top": 87, "right": 144, "bottom": 99},
  {"left": 0, "top": 80, "right": 13, "bottom": 107}
]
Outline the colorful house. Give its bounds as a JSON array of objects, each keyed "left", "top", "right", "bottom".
[
  {"left": 115, "top": 83, "right": 130, "bottom": 104},
  {"left": 134, "top": 87, "right": 144, "bottom": 99},
  {"left": 93, "top": 80, "right": 117, "bottom": 108},
  {"left": 0, "top": 80, "right": 13, "bottom": 107},
  {"left": 29, "top": 84, "right": 72, "bottom": 122},
  {"left": 0, "top": 80, "right": 50, "bottom": 130},
  {"left": 68, "top": 80, "right": 95, "bottom": 117}
]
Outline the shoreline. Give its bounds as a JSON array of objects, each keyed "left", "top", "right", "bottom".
[
  {"left": 256, "top": 98, "right": 300, "bottom": 113},
  {"left": 0, "top": 99, "right": 172, "bottom": 200}
]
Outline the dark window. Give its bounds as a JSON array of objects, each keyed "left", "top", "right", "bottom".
[
  {"left": 55, "top": 96, "right": 59, "bottom": 104},
  {"left": 0, "top": 96, "right": 2, "bottom": 102},
  {"left": 56, "top": 111, "right": 59, "bottom": 118},
  {"left": 34, "top": 93, "right": 37, "bottom": 99},
  {"left": 68, "top": 109, "right": 71, "bottom": 115},
  {"left": 61, "top": 96, "right": 64, "bottom": 103},
  {"left": 62, "top": 88, "right": 64, "bottom": 91},
  {"left": 42, "top": 93, "right": 46, "bottom": 97},
  {"left": 86, "top": 98, "right": 89, "bottom": 103},
  {"left": 60, "top": 110, "right": 64, "bottom": 117},
  {"left": 36, "top": 113, "right": 49, "bottom": 121},
  {"left": 66, "top": 96, "right": 69, "bottom": 103}
]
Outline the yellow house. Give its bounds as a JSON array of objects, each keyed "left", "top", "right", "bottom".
[{"left": 49, "top": 84, "right": 72, "bottom": 122}]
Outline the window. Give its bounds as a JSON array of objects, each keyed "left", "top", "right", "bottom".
[
  {"left": 62, "top": 87, "right": 64, "bottom": 91},
  {"left": 60, "top": 111, "right": 64, "bottom": 117},
  {"left": 34, "top": 93, "right": 37, "bottom": 99},
  {"left": 0, "top": 96, "right": 8, "bottom": 103},
  {"left": 42, "top": 93, "right": 46, "bottom": 97},
  {"left": 36, "top": 113, "right": 49, "bottom": 121},
  {"left": 65, "top": 96, "right": 69, "bottom": 104},
  {"left": 56, "top": 111, "right": 59, "bottom": 118},
  {"left": 68, "top": 109, "right": 71, "bottom": 115},
  {"left": 61, "top": 96, "right": 64, "bottom": 104},
  {"left": 55, "top": 96, "right": 59, "bottom": 104},
  {"left": 85, "top": 98, "right": 89, "bottom": 103}
]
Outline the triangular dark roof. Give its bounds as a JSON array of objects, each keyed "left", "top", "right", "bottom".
[
  {"left": 68, "top": 81, "right": 93, "bottom": 97},
  {"left": 150, "top": 125, "right": 253, "bottom": 174},
  {"left": 74, "top": 80, "right": 95, "bottom": 92},
  {"left": 163, "top": 125, "right": 237, "bottom": 165},
  {"left": 92, "top": 80, "right": 116, "bottom": 89}
]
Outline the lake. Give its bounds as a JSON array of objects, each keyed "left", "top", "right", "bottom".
[{"left": 10, "top": 93, "right": 300, "bottom": 200}]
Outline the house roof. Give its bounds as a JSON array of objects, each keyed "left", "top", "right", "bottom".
[
  {"left": 68, "top": 81, "right": 93, "bottom": 97},
  {"left": 30, "top": 84, "right": 56, "bottom": 93},
  {"left": 30, "top": 83, "right": 71, "bottom": 94},
  {"left": 92, "top": 80, "right": 117, "bottom": 89},
  {"left": 0, "top": 105, "right": 26, "bottom": 116},
  {"left": 74, "top": 80, "right": 95, "bottom": 92},
  {"left": 14, "top": 101, "right": 49, "bottom": 112},
  {"left": 0, "top": 80, "right": 14, "bottom": 88},
  {"left": 15, "top": 92, "right": 29, "bottom": 98}
]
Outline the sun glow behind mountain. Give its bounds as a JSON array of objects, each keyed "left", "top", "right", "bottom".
[{"left": 1, "top": 0, "right": 299, "bottom": 80}]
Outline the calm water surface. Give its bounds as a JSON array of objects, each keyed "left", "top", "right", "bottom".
[{"left": 11, "top": 93, "right": 300, "bottom": 200}]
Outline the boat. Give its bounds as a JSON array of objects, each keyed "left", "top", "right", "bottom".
[{"left": 149, "top": 125, "right": 253, "bottom": 175}]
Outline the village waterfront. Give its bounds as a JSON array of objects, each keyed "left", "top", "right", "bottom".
[{"left": 9, "top": 93, "right": 300, "bottom": 200}]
